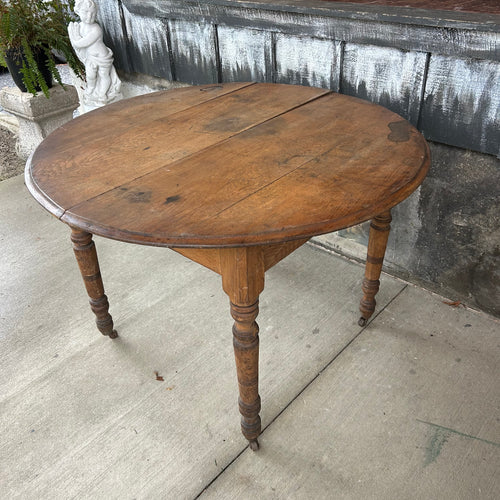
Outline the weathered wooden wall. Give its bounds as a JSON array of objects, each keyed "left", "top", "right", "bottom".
[
  {"left": 95, "top": 0, "right": 500, "bottom": 316},
  {"left": 97, "top": 0, "right": 500, "bottom": 157}
]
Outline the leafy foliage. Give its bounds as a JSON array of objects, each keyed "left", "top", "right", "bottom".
[{"left": 0, "top": 0, "right": 85, "bottom": 97}]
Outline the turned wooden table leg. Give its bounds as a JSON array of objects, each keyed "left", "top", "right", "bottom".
[
  {"left": 359, "top": 210, "right": 392, "bottom": 326},
  {"left": 231, "top": 300, "right": 261, "bottom": 450},
  {"left": 220, "top": 246, "right": 265, "bottom": 450},
  {"left": 70, "top": 228, "right": 117, "bottom": 338}
]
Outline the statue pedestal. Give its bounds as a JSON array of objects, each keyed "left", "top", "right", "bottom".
[{"left": 0, "top": 85, "right": 79, "bottom": 160}]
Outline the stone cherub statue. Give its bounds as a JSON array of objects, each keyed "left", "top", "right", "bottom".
[{"left": 68, "top": 0, "right": 122, "bottom": 112}]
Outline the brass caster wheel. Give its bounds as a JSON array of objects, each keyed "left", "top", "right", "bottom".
[
  {"left": 358, "top": 317, "right": 367, "bottom": 327},
  {"left": 248, "top": 439, "right": 259, "bottom": 451},
  {"left": 108, "top": 330, "right": 119, "bottom": 339}
]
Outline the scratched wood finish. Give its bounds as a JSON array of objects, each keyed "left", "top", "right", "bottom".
[
  {"left": 27, "top": 83, "right": 429, "bottom": 247},
  {"left": 28, "top": 82, "right": 315, "bottom": 214},
  {"left": 41, "top": 82, "right": 253, "bottom": 159}
]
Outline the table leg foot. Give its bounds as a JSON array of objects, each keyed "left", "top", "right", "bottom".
[
  {"left": 248, "top": 439, "right": 260, "bottom": 451},
  {"left": 359, "top": 211, "right": 392, "bottom": 324},
  {"left": 71, "top": 228, "right": 117, "bottom": 338}
]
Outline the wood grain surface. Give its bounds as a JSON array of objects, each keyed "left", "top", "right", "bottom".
[{"left": 26, "top": 82, "right": 430, "bottom": 248}]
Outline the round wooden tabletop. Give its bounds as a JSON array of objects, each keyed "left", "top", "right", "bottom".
[{"left": 26, "top": 82, "right": 430, "bottom": 248}]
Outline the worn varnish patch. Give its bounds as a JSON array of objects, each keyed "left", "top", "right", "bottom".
[
  {"left": 200, "top": 85, "right": 224, "bottom": 92},
  {"left": 388, "top": 121, "right": 411, "bottom": 142},
  {"left": 120, "top": 188, "right": 153, "bottom": 203},
  {"left": 203, "top": 116, "right": 243, "bottom": 133}
]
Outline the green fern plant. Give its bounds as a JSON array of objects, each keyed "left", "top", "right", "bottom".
[{"left": 0, "top": 0, "right": 85, "bottom": 97}]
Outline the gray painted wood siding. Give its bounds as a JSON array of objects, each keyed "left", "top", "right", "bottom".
[
  {"left": 341, "top": 44, "right": 427, "bottom": 126},
  {"left": 275, "top": 34, "right": 341, "bottom": 90},
  {"left": 97, "top": 0, "right": 500, "bottom": 156},
  {"left": 420, "top": 55, "right": 500, "bottom": 157},
  {"left": 217, "top": 26, "right": 273, "bottom": 82},
  {"left": 122, "top": 0, "right": 500, "bottom": 60},
  {"left": 121, "top": 7, "right": 172, "bottom": 80},
  {"left": 96, "top": 0, "right": 132, "bottom": 73},
  {"left": 169, "top": 20, "right": 218, "bottom": 84}
]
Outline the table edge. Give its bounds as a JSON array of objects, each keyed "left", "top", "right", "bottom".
[
  {"left": 25, "top": 84, "right": 431, "bottom": 247},
  {"left": 57, "top": 142, "right": 430, "bottom": 248},
  {"left": 25, "top": 154, "right": 65, "bottom": 219}
]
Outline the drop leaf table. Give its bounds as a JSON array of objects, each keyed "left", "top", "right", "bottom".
[{"left": 26, "top": 83, "right": 430, "bottom": 450}]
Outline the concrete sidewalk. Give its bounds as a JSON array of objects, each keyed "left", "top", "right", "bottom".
[{"left": 1, "top": 173, "right": 499, "bottom": 499}]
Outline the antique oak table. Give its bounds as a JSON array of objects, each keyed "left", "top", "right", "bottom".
[{"left": 26, "top": 82, "right": 430, "bottom": 450}]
